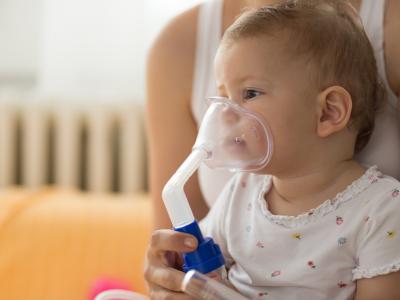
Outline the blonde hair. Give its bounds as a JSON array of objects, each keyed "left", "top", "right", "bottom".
[{"left": 222, "top": 0, "right": 385, "bottom": 153}]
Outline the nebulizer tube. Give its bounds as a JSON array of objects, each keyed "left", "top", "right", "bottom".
[
  {"left": 162, "top": 146, "right": 227, "bottom": 279},
  {"left": 95, "top": 97, "right": 273, "bottom": 300}
]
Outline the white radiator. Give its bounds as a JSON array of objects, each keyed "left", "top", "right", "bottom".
[{"left": 0, "top": 94, "right": 146, "bottom": 194}]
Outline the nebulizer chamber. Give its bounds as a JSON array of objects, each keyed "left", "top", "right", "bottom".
[{"left": 95, "top": 97, "right": 273, "bottom": 300}]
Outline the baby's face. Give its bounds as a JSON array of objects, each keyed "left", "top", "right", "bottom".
[{"left": 214, "top": 36, "right": 321, "bottom": 174}]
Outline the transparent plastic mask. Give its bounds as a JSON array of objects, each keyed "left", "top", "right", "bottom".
[{"left": 193, "top": 96, "right": 273, "bottom": 172}]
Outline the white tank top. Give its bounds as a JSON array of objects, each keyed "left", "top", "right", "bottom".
[{"left": 191, "top": 0, "right": 400, "bottom": 207}]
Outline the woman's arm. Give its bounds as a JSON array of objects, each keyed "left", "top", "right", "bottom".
[
  {"left": 384, "top": 0, "right": 400, "bottom": 100},
  {"left": 146, "top": 5, "right": 209, "bottom": 230},
  {"left": 355, "top": 271, "right": 400, "bottom": 300}
]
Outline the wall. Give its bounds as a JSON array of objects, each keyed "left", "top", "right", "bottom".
[
  {"left": 0, "top": 0, "right": 203, "bottom": 102},
  {"left": 0, "top": 0, "right": 43, "bottom": 90}
]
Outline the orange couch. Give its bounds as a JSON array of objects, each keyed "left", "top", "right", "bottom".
[{"left": 0, "top": 187, "right": 151, "bottom": 300}]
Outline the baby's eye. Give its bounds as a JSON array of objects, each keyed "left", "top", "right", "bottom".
[{"left": 243, "top": 89, "right": 263, "bottom": 101}]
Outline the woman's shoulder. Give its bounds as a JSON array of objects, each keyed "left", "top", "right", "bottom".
[
  {"left": 146, "top": 4, "right": 203, "bottom": 125},
  {"left": 146, "top": 4, "right": 202, "bottom": 111},
  {"left": 384, "top": 0, "right": 400, "bottom": 97},
  {"left": 147, "top": 5, "right": 200, "bottom": 76}
]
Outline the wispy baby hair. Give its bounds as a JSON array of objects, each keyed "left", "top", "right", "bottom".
[{"left": 222, "top": 0, "right": 385, "bottom": 153}]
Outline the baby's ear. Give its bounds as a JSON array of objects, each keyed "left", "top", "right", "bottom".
[{"left": 316, "top": 86, "right": 352, "bottom": 138}]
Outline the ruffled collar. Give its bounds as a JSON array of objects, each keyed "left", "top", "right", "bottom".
[{"left": 257, "top": 165, "right": 381, "bottom": 228}]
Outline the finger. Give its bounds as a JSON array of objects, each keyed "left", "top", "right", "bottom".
[
  {"left": 146, "top": 265, "right": 186, "bottom": 292},
  {"left": 148, "top": 283, "right": 195, "bottom": 300},
  {"left": 149, "top": 229, "right": 198, "bottom": 255},
  {"left": 163, "top": 249, "right": 182, "bottom": 267},
  {"left": 149, "top": 287, "right": 195, "bottom": 300}
]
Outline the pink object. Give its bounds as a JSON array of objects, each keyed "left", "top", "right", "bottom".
[{"left": 89, "top": 277, "right": 133, "bottom": 300}]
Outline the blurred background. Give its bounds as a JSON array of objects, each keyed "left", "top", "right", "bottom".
[
  {"left": 0, "top": 0, "right": 202, "bottom": 193},
  {"left": 0, "top": 1, "right": 202, "bottom": 299}
]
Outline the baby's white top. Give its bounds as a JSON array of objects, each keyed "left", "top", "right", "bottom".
[
  {"left": 191, "top": 0, "right": 400, "bottom": 207},
  {"left": 200, "top": 166, "right": 400, "bottom": 299}
]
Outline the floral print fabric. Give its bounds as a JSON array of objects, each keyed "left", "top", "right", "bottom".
[{"left": 200, "top": 166, "right": 400, "bottom": 300}]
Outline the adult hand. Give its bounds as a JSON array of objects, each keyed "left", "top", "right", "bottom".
[{"left": 144, "top": 229, "right": 198, "bottom": 299}]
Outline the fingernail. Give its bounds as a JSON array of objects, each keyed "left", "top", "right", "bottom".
[{"left": 184, "top": 238, "right": 196, "bottom": 248}]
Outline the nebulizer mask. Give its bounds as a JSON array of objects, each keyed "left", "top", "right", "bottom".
[
  {"left": 194, "top": 96, "right": 273, "bottom": 172},
  {"left": 95, "top": 97, "right": 273, "bottom": 300}
]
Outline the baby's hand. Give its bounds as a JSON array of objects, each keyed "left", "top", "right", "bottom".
[{"left": 144, "top": 229, "right": 198, "bottom": 299}]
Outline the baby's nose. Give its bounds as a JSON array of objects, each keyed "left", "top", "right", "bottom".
[{"left": 221, "top": 106, "right": 240, "bottom": 124}]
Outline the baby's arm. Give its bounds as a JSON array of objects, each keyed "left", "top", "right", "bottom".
[
  {"left": 355, "top": 272, "right": 400, "bottom": 300},
  {"left": 352, "top": 181, "right": 400, "bottom": 299}
]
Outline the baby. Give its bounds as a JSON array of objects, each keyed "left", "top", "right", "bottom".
[
  {"left": 145, "top": 0, "right": 400, "bottom": 299},
  {"left": 197, "top": 0, "right": 400, "bottom": 299}
]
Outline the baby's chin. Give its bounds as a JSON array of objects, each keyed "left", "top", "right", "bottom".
[{"left": 249, "top": 166, "right": 271, "bottom": 175}]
